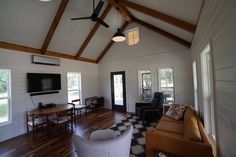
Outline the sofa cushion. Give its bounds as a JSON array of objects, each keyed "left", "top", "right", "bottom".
[
  {"left": 184, "top": 113, "right": 202, "bottom": 142},
  {"left": 161, "top": 115, "right": 183, "bottom": 124},
  {"left": 156, "top": 120, "right": 184, "bottom": 135},
  {"left": 165, "top": 104, "right": 186, "bottom": 120}
]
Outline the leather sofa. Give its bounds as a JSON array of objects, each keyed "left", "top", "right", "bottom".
[{"left": 146, "top": 105, "right": 214, "bottom": 157}]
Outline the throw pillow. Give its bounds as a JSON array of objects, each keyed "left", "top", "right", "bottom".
[{"left": 165, "top": 104, "right": 186, "bottom": 120}]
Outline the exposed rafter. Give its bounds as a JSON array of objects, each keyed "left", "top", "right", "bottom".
[
  {"left": 134, "top": 18, "right": 191, "bottom": 48},
  {"left": 96, "top": 21, "right": 129, "bottom": 63},
  {"left": 75, "top": 4, "right": 112, "bottom": 59},
  {"left": 108, "top": 0, "right": 133, "bottom": 22},
  {"left": 0, "top": 41, "right": 96, "bottom": 64},
  {"left": 40, "top": 0, "right": 69, "bottom": 55},
  {"left": 120, "top": 0, "right": 196, "bottom": 33}
]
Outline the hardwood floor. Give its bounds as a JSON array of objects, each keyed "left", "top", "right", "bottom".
[{"left": 0, "top": 109, "right": 128, "bottom": 157}]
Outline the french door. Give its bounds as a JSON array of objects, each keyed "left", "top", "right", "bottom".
[{"left": 110, "top": 71, "right": 126, "bottom": 112}]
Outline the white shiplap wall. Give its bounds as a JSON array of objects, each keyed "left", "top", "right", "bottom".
[
  {"left": 99, "top": 23, "right": 194, "bottom": 112},
  {"left": 191, "top": 0, "right": 236, "bottom": 156},
  {"left": 0, "top": 49, "right": 99, "bottom": 142}
]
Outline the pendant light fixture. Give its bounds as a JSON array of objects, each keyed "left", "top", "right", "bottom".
[
  {"left": 112, "top": 9, "right": 126, "bottom": 42},
  {"left": 112, "top": 28, "right": 126, "bottom": 42}
]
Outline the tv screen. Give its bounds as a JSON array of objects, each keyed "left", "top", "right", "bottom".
[{"left": 27, "top": 73, "right": 61, "bottom": 93}]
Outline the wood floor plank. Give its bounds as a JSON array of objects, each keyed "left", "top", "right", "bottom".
[{"left": 0, "top": 109, "right": 128, "bottom": 157}]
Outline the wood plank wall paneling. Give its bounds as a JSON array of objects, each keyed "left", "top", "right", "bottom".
[{"left": 191, "top": 0, "right": 236, "bottom": 157}]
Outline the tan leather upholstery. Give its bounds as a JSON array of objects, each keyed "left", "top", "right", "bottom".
[
  {"left": 146, "top": 105, "right": 214, "bottom": 157},
  {"left": 184, "top": 114, "right": 202, "bottom": 142},
  {"left": 156, "top": 120, "right": 184, "bottom": 135}
]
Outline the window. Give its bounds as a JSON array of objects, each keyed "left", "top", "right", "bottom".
[
  {"left": 0, "top": 69, "right": 11, "bottom": 125},
  {"left": 67, "top": 72, "right": 82, "bottom": 103},
  {"left": 193, "top": 61, "right": 199, "bottom": 111},
  {"left": 201, "top": 44, "right": 216, "bottom": 139},
  {"left": 138, "top": 70, "right": 152, "bottom": 102},
  {"left": 158, "top": 68, "right": 174, "bottom": 104},
  {"left": 126, "top": 27, "right": 139, "bottom": 46}
]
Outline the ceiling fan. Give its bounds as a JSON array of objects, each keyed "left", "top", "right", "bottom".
[{"left": 71, "top": 0, "right": 109, "bottom": 28}]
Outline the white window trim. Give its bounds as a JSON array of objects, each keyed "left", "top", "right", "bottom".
[
  {"left": 200, "top": 43, "right": 216, "bottom": 137},
  {"left": 67, "top": 72, "right": 82, "bottom": 103},
  {"left": 0, "top": 69, "right": 12, "bottom": 126},
  {"left": 126, "top": 27, "right": 140, "bottom": 46},
  {"left": 157, "top": 67, "right": 175, "bottom": 104},
  {"left": 192, "top": 60, "right": 199, "bottom": 111},
  {"left": 138, "top": 70, "right": 152, "bottom": 96}
]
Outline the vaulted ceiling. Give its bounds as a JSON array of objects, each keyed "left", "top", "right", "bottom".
[{"left": 0, "top": 0, "right": 203, "bottom": 64}]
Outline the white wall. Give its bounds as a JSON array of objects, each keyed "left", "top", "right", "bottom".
[
  {"left": 99, "top": 23, "right": 193, "bottom": 112},
  {"left": 191, "top": 0, "right": 236, "bottom": 156},
  {"left": 0, "top": 49, "right": 99, "bottom": 142}
]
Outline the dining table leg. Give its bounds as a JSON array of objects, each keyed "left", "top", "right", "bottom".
[{"left": 46, "top": 116, "right": 50, "bottom": 137}]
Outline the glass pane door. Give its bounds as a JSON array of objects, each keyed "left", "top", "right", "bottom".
[
  {"left": 113, "top": 74, "right": 123, "bottom": 105},
  {"left": 111, "top": 71, "right": 126, "bottom": 112}
]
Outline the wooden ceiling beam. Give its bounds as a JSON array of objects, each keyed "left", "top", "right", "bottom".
[
  {"left": 108, "top": 0, "right": 133, "bottom": 23},
  {"left": 0, "top": 41, "right": 96, "bottom": 64},
  {"left": 134, "top": 18, "right": 191, "bottom": 48},
  {"left": 120, "top": 0, "right": 196, "bottom": 33},
  {"left": 40, "top": 0, "right": 69, "bottom": 55},
  {"left": 96, "top": 21, "right": 129, "bottom": 63},
  {"left": 75, "top": 4, "right": 112, "bottom": 59}
]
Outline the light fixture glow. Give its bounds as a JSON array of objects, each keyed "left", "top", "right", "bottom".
[{"left": 112, "top": 29, "right": 126, "bottom": 42}]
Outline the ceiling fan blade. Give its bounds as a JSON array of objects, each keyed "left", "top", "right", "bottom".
[
  {"left": 96, "top": 18, "right": 109, "bottom": 28},
  {"left": 93, "top": 0, "right": 104, "bottom": 16},
  {"left": 71, "top": 17, "right": 91, "bottom": 20}
]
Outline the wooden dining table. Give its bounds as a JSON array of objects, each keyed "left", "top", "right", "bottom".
[{"left": 29, "top": 104, "right": 74, "bottom": 135}]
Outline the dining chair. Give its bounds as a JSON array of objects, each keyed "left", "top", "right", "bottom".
[
  {"left": 71, "top": 99, "right": 84, "bottom": 118},
  {"left": 26, "top": 111, "right": 46, "bottom": 138},
  {"left": 51, "top": 108, "right": 73, "bottom": 133}
]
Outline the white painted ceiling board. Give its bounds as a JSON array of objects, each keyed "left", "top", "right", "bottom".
[
  {"left": 101, "top": 23, "right": 188, "bottom": 63},
  {"left": 81, "top": 8, "right": 125, "bottom": 59},
  {"left": 48, "top": 0, "right": 108, "bottom": 55},
  {"left": 129, "top": 0, "right": 203, "bottom": 25},
  {"left": 0, "top": 0, "right": 60, "bottom": 48},
  {"left": 130, "top": 9, "right": 193, "bottom": 42}
]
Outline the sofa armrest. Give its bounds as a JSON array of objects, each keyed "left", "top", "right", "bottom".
[{"left": 146, "top": 131, "right": 213, "bottom": 157}]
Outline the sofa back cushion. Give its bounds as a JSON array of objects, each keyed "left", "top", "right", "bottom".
[{"left": 184, "top": 107, "right": 202, "bottom": 142}]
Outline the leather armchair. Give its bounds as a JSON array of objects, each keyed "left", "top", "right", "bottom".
[{"left": 136, "top": 92, "right": 164, "bottom": 123}]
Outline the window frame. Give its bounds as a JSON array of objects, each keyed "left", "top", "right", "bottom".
[
  {"left": 192, "top": 60, "right": 199, "bottom": 111},
  {"left": 200, "top": 43, "right": 216, "bottom": 139},
  {"left": 138, "top": 70, "right": 152, "bottom": 102},
  {"left": 126, "top": 27, "right": 140, "bottom": 46},
  {"left": 0, "top": 69, "right": 12, "bottom": 126},
  {"left": 67, "top": 72, "right": 82, "bottom": 103},
  {"left": 141, "top": 72, "right": 152, "bottom": 94},
  {"left": 158, "top": 67, "right": 175, "bottom": 104}
]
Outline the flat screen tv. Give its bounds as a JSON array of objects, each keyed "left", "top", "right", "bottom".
[{"left": 27, "top": 73, "right": 61, "bottom": 93}]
